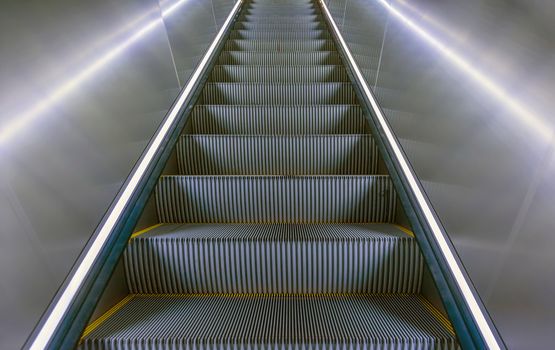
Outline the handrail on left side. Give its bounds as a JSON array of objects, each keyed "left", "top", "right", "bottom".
[{"left": 24, "top": 1, "right": 244, "bottom": 349}]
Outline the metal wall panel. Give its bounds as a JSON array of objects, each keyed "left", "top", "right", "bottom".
[
  {"left": 0, "top": 0, "right": 233, "bottom": 347},
  {"left": 327, "top": 0, "right": 555, "bottom": 347}
]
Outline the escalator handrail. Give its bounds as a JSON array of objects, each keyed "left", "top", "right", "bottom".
[
  {"left": 25, "top": 1, "right": 244, "bottom": 349},
  {"left": 317, "top": 1, "right": 504, "bottom": 349}
]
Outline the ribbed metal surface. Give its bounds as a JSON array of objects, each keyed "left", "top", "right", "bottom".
[
  {"left": 233, "top": 23, "right": 324, "bottom": 30},
  {"left": 201, "top": 83, "right": 357, "bottom": 104},
  {"left": 210, "top": 65, "right": 349, "bottom": 82},
  {"left": 156, "top": 175, "right": 396, "bottom": 223},
  {"left": 229, "top": 30, "right": 330, "bottom": 40},
  {"left": 239, "top": 14, "right": 322, "bottom": 22},
  {"left": 177, "top": 135, "right": 378, "bottom": 175},
  {"left": 80, "top": 294, "right": 457, "bottom": 350},
  {"left": 124, "top": 223, "right": 423, "bottom": 294},
  {"left": 224, "top": 39, "right": 336, "bottom": 51},
  {"left": 244, "top": 8, "right": 318, "bottom": 15},
  {"left": 187, "top": 105, "right": 369, "bottom": 134},
  {"left": 218, "top": 51, "right": 341, "bottom": 65}
]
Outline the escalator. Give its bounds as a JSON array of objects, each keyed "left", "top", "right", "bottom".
[{"left": 78, "top": 0, "right": 459, "bottom": 348}]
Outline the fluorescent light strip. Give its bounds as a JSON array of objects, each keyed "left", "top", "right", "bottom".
[
  {"left": 28, "top": 1, "right": 242, "bottom": 349},
  {"left": 318, "top": 1, "right": 500, "bottom": 349}
]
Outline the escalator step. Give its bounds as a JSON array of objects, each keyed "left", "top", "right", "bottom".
[
  {"left": 224, "top": 39, "right": 336, "bottom": 51},
  {"left": 210, "top": 65, "right": 348, "bottom": 82},
  {"left": 155, "top": 175, "right": 396, "bottom": 223},
  {"left": 79, "top": 294, "right": 457, "bottom": 350},
  {"left": 239, "top": 14, "right": 322, "bottom": 23},
  {"left": 230, "top": 29, "right": 329, "bottom": 40},
  {"left": 201, "top": 83, "right": 357, "bottom": 104},
  {"left": 176, "top": 135, "right": 378, "bottom": 175},
  {"left": 124, "top": 223, "right": 423, "bottom": 294},
  {"left": 233, "top": 22, "right": 325, "bottom": 30},
  {"left": 186, "top": 105, "right": 370, "bottom": 134},
  {"left": 244, "top": 8, "right": 318, "bottom": 16},
  {"left": 218, "top": 51, "right": 341, "bottom": 65}
]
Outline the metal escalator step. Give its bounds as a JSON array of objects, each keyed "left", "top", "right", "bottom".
[
  {"left": 186, "top": 105, "right": 369, "bottom": 134},
  {"left": 176, "top": 135, "right": 378, "bottom": 175},
  {"left": 251, "top": 0, "right": 314, "bottom": 3},
  {"left": 229, "top": 30, "right": 330, "bottom": 40},
  {"left": 201, "top": 83, "right": 358, "bottom": 104},
  {"left": 218, "top": 51, "right": 340, "bottom": 65},
  {"left": 156, "top": 175, "right": 396, "bottom": 223},
  {"left": 239, "top": 15, "right": 322, "bottom": 23},
  {"left": 233, "top": 22, "right": 325, "bottom": 30},
  {"left": 243, "top": 5, "right": 316, "bottom": 11},
  {"left": 244, "top": 8, "right": 318, "bottom": 15},
  {"left": 79, "top": 294, "right": 457, "bottom": 350},
  {"left": 224, "top": 39, "right": 335, "bottom": 51},
  {"left": 210, "top": 65, "right": 348, "bottom": 82},
  {"left": 125, "top": 223, "right": 423, "bottom": 294},
  {"left": 248, "top": 2, "right": 315, "bottom": 7}
]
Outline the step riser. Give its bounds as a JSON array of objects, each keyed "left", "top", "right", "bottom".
[
  {"left": 125, "top": 235, "right": 423, "bottom": 294},
  {"left": 201, "top": 84, "right": 358, "bottom": 104},
  {"left": 186, "top": 106, "right": 370, "bottom": 134},
  {"left": 177, "top": 136, "right": 378, "bottom": 175},
  {"left": 244, "top": 9, "right": 319, "bottom": 15},
  {"left": 229, "top": 30, "right": 330, "bottom": 40},
  {"left": 224, "top": 39, "right": 336, "bottom": 51},
  {"left": 210, "top": 65, "right": 348, "bottom": 82},
  {"left": 218, "top": 52, "right": 341, "bottom": 65},
  {"left": 239, "top": 15, "right": 322, "bottom": 23},
  {"left": 234, "top": 23, "right": 325, "bottom": 30},
  {"left": 156, "top": 176, "right": 396, "bottom": 223}
]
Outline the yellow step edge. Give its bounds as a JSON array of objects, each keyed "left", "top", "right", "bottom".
[
  {"left": 394, "top": 224, "right": 415, "bottom": 237},
  {"left": 80, "top": 294, "right": 135, "bottom": 339},
  {"left": 129, "top": 223, "right": 164, "bottom": 240},
  {"left": 418, "top": 295, "right": 456, "bottom": 335}
]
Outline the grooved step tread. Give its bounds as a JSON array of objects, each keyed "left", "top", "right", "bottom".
[
  {"left": 201, "top": 83, "right": 357, "bottom": 105},
  {"left": 125, "top": 223, "right": 423, "bottom": 294},
  {"left": 80, "top": 294, "right": 457, "bottom": 350},
  {"left": 210, "top": 65, "right": 348, "bottom": 82},
  {"left": 186, "top": 105, "right": 369, "bottom": 134},
  {"left": 224, "top": 39, "right": 336, "bottom": 51},
  {"left": 155, "top": 175, "right": 396, "bottom": 224},
  {"left": 176, "top": 134, "right": 379, "bottom": 175},
  {"left": 218, "top": 51, "right": 340, "bottom": 65}
]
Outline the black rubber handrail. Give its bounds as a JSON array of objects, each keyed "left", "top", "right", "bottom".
[
  {"left": 24, "top": 1, "right": 244, "bottom": 349},
  {"left": 316, "top": 0, "right": 505, "bottom": 349}
]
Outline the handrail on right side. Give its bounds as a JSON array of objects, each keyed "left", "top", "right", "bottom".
[{"left": 317, "top": 1, "right": 505, "bottom": 349}]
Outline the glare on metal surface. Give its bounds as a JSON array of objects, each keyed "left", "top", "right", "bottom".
[
  {"left": 0, "top": 0, "right": 188, "bottom": 146},
  {"left": 378, "top": 0, "right": 552, "bottom": 142}
]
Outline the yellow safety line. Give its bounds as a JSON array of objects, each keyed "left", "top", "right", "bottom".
[
  {"left": 129, "top": 223, "right": 164, "bottom": 240},
  {"left": 419, "top": 296, "right": 456, "bottom": 335},
  {"left": 80, "top": 294, "right": 135, "bottom": 339},
  {"left": 394, "top": 224, "right": 415, "bottom": 237}
]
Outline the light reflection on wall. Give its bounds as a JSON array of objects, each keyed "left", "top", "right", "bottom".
[
  {"left": 379, "top": 0, "right": 552, "bottom": 142},
  {"left": 0, "top": 0, "right": 187, "bottom": 145}
]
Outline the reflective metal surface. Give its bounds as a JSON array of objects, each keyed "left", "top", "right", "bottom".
[
  {"left": 327, "top": 0, "right": 555, "bottom": 348},
  {"left": 0, "top": 0, "right": 233, "bottom": 348}
]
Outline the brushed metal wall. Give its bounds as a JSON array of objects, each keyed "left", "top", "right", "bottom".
[
  {"left": 327, "top": 0, "right": 555, "bottom": 348},
  {"left": 0, "top": 0, "right": 234, "bottom": 348}
]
